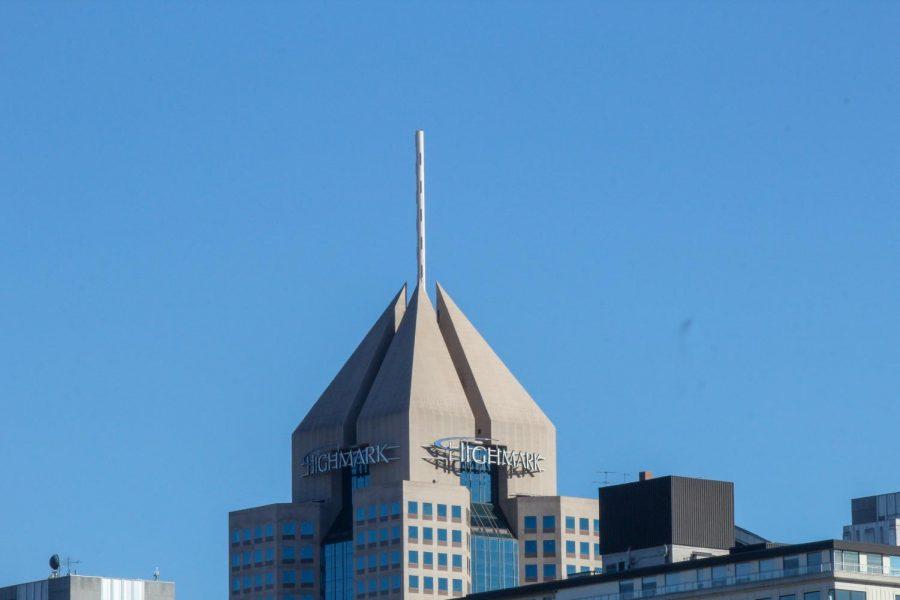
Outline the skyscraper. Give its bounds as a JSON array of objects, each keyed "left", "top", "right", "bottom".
[{"left": 228, "top": 132, "right": 600, "bottom": 600}]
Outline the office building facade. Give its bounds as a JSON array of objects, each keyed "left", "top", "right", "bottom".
[{"left": 228, "top": 132, "right": 600, "bottom": 600}]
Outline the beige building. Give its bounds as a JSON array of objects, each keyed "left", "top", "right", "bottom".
[
  {"left": 463, "top": 541, "right": 900, "bottom": 600},
  {"left": 228, "top": 132, "right": 600, "bottom": 600}
]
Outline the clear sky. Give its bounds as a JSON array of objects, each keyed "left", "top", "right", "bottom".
[{"left": 1, "top": 2, "right": 899, "bottom": 597}]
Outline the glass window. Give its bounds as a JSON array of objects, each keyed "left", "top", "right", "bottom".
[
  {"left": 594, "top": 543, "right": 600, "bottom": 557},
  {"left": 356, "top": 507, "right": 365, "bottom": 522},
  {"left": 423, "top": 503, "right": 433, "bottom": 517},
  {"left": 409, "top": 575, "right": 419, "bottom": 589},
  {"left": 408, "top": 501, "right": 419, "bottom": 515},
  {"left": 780, "top": 595, "right": 796, "bottom": 600},
  {"left": 470, "top": 532, "right": 519, "bottom": 593},
  {"left": 379, "top": 552, "right": 388, "bottom": 568},
  {"left": 452, "top": 554, "right": 462, "bottom": 569},
  {"left": 408, "top": 550, "right": 419, "bottom": 565},
  {"left": 438, "top": 578, "right": 448, "bottom": 592},
  {"left": 543, "top": 540, "right": 556, "bottom": 557},
  {"left": 642, "top": 578, "right": 657, "bottom": 596},
  {"left": 524, "top": 540, "right": 537, "bottom": 556},
  {"left": 408, "top": 526, "right": 418, "bottom": 540},
  {"left": 438, "top": 553, "right": 448, "bottom": 567},
  {"left": 711, "top": 565, "right": 728, "bottom": 587},
  {"left": 566, "top": 565, "right": 576, "bottom": 575},
  {"left": 865, "top": 554, "right": 883, "bottom": 574},
  {"left": 242, "top": 552, "right": 251, "bottom": 565},
  {"left": 890, "top": 556, "right": 900, "bottom": 576},
  {"left": 566, "top": 540, "right": 576, "bottom": 554},
  {"left": 525, "top": 564, "right": 538, "bottom": 581},
  {"left": 391, "top": 501, "right": 401, "bottom": 516},
  {"left": 543, "top": 564, "right": 556, "bottom": 579},
  {"left": 367, "top": 530, "right": 376, "bottom": 544},
  {"left": 378, "top": 528, "right": 388, "bottom": 542},
  {"left": 231, "top": 530, "right": 240, "bottom": 543},
  {"left": 580, "top": 542, "right": 590, "bottom": 556},
  {"left": 783, "top": 556, "right": 800, "bottom": 576},
  {"left": 367, "top": 505, "right": 376, "bottom": 520},
  {"left": 267, "top": 547, "right": 275, "bottom": 561},
  {"left": 424, "top": 576, "right": 434, "bottom": 591},
  {"left": 524, "top": 516, "right": 537, "bottom": 531},
  {"left": 265, "top": 523, "right": 274, "bottom": 537},
  {"left": 379, "top": 504, "right": 389, "bottom": 518},
  {"left": 284, "top": 547, "right": 295, "bottom": 560},
  {"left": 424, "top": 551, "right": 434, "bottom": 566},
  {"left": 300, "top": 570, "right": 314, "bottom": 584},
  {"left": 367, "top": 554, "right": 376, "bottom": 569},
  {"left": 453, "top": 579, "right": 463, "bottom": 593},
  {"left": 565, "top": 516, "right": 576, "bottom": 530},
  {"left": 451, "top": 530, "right": 462, "bottom": 544},
  {"left": 805, "top": 593, "right": 821, "bottom": 600},
  {"left": 451, "top": 505, "right": 462, "bottom": 520},
  {"left": 254, "top": 526, "right": 262, "bottom": 540},
  {"left": 231, "top": 554, "right": 239, "bottom": 567},
  {"left": 232, "top": 577, "right": 240, "bottom": 591},
  {"left": 736, "top": 562, "right": 754, "bottom": 582},
  {"left": 438, "top": 529, "right": 448, "bottom": 543},
  {"left": 282, "top": 523, "right": 296, "bottom": 536},
  {"left": 391, "top": 574, "right": 401, "bottom": 590},
  {"left": 391, "top": 526, "right": 401, "bottom": 540},
  {"left": 580, "top": 518, "right": 590, "bottom": 532},
  {"left": 283, "top": 570, "right": 297, "bottom": 584},
  {"left": 542, "top": 515, "right": 556, "bottom": 531},
  {"left": 355, "top": 556, "right": 365, "bottom": 571},
  {"left": 438, "top": 504, "right": 447, "bottom": 518},
  {"left": 424, "top": 527, "right": 433, "bottom": 541},
  {"left": 300, "top": 521, "right": 314, "bottom": 537},
  {"left": 593, "top": 519, "right": 600, "bottom": 532}
]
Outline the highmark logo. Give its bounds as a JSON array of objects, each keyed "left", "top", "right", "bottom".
[
  {"left": 422, "top": 437, "right": 544, "bottom": 478},
  {"left": 301, "top": 443, "right": 399, "bottom": 477}
]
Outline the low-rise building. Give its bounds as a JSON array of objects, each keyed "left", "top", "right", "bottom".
[
  {"left": 0, "top": 574, "right": 175, "bottom": 600},
  {"left": 463, "top": 540, "right": 900, "bottom": 600}
]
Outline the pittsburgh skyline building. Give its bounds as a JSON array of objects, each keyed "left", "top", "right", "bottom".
[{"left": 229, "top": 132, "right": 601, "bottom": 600}]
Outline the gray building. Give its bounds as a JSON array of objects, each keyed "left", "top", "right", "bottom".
[
  {"left": 228, "top": 132, "right": 601, "bottom": 600},
  {"left": 462, "top": 540, "right": 900, "bottom": 600},
  {"left": 843, "top": 493, "right": 900, "bottom": 546},
  {"left": 0, "top": 575, "right": 174, "bottom": 600}
]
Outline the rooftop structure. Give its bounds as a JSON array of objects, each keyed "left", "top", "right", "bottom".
[
  {"left": 843, "top": 492, "right": 900, "bottom": 546},
  {"left": 229, "top": 132, "right": 600, "bottom": 600},
  {"left": 0, "top": 574, "right": 175, "bottom": 600}
]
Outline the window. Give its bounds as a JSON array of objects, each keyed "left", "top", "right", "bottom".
[
  {"left": 231, "top": 530, "right": 240, "bottom": 544},
  {"left": 424, "top": 527, "right": 433, "bottom": 542},
  {"left": 524, "top": 540, "right": 537, "bottom": 557},
  {"left": 525, "top": 564, "right": 538, "bottom": 582},
  {"left": 424, "top": 577, "right": 434, "bottom": 591},
  {"left": 542, "top": 540, "right": 556, "bottom": 557},
  {"left": 736, "top": 562, "right": 753, "bottom": 583},
  {"left": 424, "top": 552, "right": 434, "bottom": 567},
  {"left": 565, "top": 516, "right": 576, "bottom": 531},
  {"left": 805, "top": 593, "right": 821, "bottom": 600},
  {"left": 253, "top": 549, "right": 262, "bottom": 564},
  {"left": 711, "top": 565, "right": 728, "bottom": 587},
  {"left": 300, "top": 521, "right": 314, "bottom": 537},
  {"left": 832, "top": 591, "right": 866, "bottom": 600},
  {"left": 580, "top": 518, "right": 589, "bottom": 532},
  {"left": 379, "top": 504, "right": 389, "bottom": 518},
  {"left": 356, "top": 507, "right": 366, "bottom": 522},
  {"left": 452, "top": 554, "right": 462, "bottom": 569},
  {"left": 283, "top": 570, "right": 297, "bottom": 585},
  {"left": 242, "top": 552, "right": 251, "bottom": 566},
  {"left": 566, "top": 541, "right": 576, "bottom": 555},
  {"left": 438, "top": 553, "right": 448, "bottom": 568},
  {"left": 865, "top": 554, "right": 883, "bottom": 574},
  {"left": 409, "top": 576, "right": 419, "bottom": 590},
  {"left": 524, "top": 516, "right": 537, "bottom": 532},
  {"left": 408, "top": 526, "right": 419, "bottom": 540},
  {"left": 355, "top": 556, "right": 365, "bottom": 572},
  {"left": 438, "top": 578, "right": 448, "bottom": 592},
  {"left": 267, "top": 547, "right": 275, "bottom": 562},
  {"left": 593, "top": 519, "right": 600, "bottom": 533},
  {"left": 451, "top": 505, "right": 462, "bottom": 521},
  {"left": 254, "top": 526, "right": 262, "bottom": 540},
  {"left": 452, "top": 579, "right": 462, "bottom": 593},
  {"left": 367, "top": 530, "right": 377, "bottom": 544},
  {"left": 580, "top": 542, "right": 590, "bottom": 557},
  {"left": 594, "top": 543, "right": 600, "bottom": 557},
  {"left": 409, "top": 501, "right": 419, "bottom": 515},
  {"left": 379, "top": 552, "right": 388, "bottom": 568},
  {"left": 284, "top": 547, "right": 296, "bottom": 560},
  {"left": 367, "top": 554, "right": 376, "bottom": 570},
  {"left": 243, "top": 528, "right": 252, "bottom": 541},
  {"left": 779, "top": 595, "right": 796, "bottom": 600},
  {"left": 231, "top": 554, "right": 239, "bottom": 567},
  {"left": 566, "top": 565, "right": 576, "bottom": 575},
  {"left": 891, "top": 556, "right": 900, "bottom": 576},
  {"left": 620, "top": 581, "right": 635, "bottom": 600},
  {"left": 784, "top": 556, "right": 800, "bottom": 576},
  {"left": 282, "top": 523, "right": 296, "bottom": 537},
  {"left": 390, "top": 502, "right": 401, "bottom": 516},
  {"left": 391, "top": 551, "right": 401, "bottom": 567},
  {"left": 542, "top": 515, "right": 556, "bottom": 532},
  {"left": 265, "top": 523, "right": 274, "bottom": 538},
  {"left": 367, "top": 505, "right": 376, "bottom": 520},
  {"left": 391, "top": 574, "right": 401, "bottom": 590},
  {"left": 438, "top": 529, "right": 448, "bottom": 543},
  {"left": 391, "top": 526, "right": 401, "bottom": 541},
  {"left": 300, "top": 569, "right": 314, "bottom": 584},
  {"left": 423, "top": 503, "right": 433, "bottom": 518},
  {"left": 451, "top": 530, "right": 462, "bottom": 545},
  {"left": 232, "top": 577, "right": 240, "bottom": 592},
  {"left": 543, "top": 564, "right": 556, "bottom": 580},
  {"left": 438, "top": 504, "right": 447, "bottom": 519},
  {"left": 642, "top": 578, "right": 657, "bottom": 597},
  {"left": 378, "top": 528, "right": 388, "bottom": 542}
]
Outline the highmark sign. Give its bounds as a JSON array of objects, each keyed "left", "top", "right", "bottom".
[
  {"left": 423, "top": 437, "right": 544, "bottom": 477},
  {"left": 301, "top": 443, "right": 399, "bottom": 477}
]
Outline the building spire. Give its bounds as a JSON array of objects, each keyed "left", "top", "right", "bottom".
[{"left": 415, "top": 130, "right": 426, "bottom": 288}]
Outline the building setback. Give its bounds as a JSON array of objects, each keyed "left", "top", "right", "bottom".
[{"left": 228, "top": 132, "right": 600, "bottom": 600}]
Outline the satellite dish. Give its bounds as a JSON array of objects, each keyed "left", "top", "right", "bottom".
[{"left": 50, "top": 554, "right": 61, "bottom": 570}]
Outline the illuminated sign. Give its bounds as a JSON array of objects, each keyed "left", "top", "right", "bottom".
[
  {"left": 423, "top": 437, "right": 544, "bottom": 477},
  {"left": 301, "top": 443, "right": 399, "bottom": 477}
]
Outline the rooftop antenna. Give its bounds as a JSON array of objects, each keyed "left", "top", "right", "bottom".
[
  {"left": 415, "top": 130, "right": 426, "bottom": 289},
  {"left": 64, "top": 556, "right": 81, "bottom": 575},
  {"left": 153, "top": 567, "right": 160, "bottom": 581}
]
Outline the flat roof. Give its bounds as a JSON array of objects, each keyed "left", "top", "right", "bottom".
[{"left": 466, "top": 540, "right": 900, "bottom": 600}]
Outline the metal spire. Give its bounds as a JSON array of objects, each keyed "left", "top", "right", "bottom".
[{"left": 415, "top": 130, "right": 426, "bottom": 288}]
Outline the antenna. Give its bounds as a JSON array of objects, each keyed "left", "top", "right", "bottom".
[
  {"left": 415, "top": 130, "right": 426, "bottom": 288},
  {"left": 153, "top": 567, "right": 160, "bottom": 581},
  {"left": 65, "top": 556, "right": 81, "bottom": 575}
]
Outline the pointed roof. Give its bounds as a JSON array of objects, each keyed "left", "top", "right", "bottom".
[
  {"left": 435, "top": 282, "right": 554, "bottom": 435},
  {"left": 293, "top": 284, "right": 407, "bottom": 448},
  {"left": 357, "top": 284, "right": 475, "bottom": 482}
]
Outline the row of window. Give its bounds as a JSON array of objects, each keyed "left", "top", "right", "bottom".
[
  {"left": 523, "top": 540, "right": 600, "bottom": 559},
  {"left": 522, "top": 515, "right": 600, "bottom": 534},
  {"left": 355, "top": 503, "right": 402, "bottom": 522},
  {"left": 355, "top": 574, "right": 403, "bottom": 594},
  {"left": 355, "top": 526, "right": 403, "bottom": 547},
  {"left": 230, "top": 569, "right": 315, "bottom": 591},
  {"left": 407, "top": 576, "right": 465, "bottom": 594},
  {"left": 231, "top": 546, "right": 316, "bottom": 567},
  {"left": 408, "top": 502, "right": 464, "bottom": 521},
  {"left": 524, "top": 563, "right": 558, "bottom": 581},
  {"left": 355, "top": 551, "right": 403, "bottom": 571},
  {"left": 408, "top": 551, "right": 465, "bottom": 570},
  {"left": 230, "top": 522, "right": 315, "bottom": 544},
  {"left": 407, "top": 526, "right": 464, "bottom": 545}
]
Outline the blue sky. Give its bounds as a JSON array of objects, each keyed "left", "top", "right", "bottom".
[{"left": 1, "top": 2, "right": 899, "bottom": 597}]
